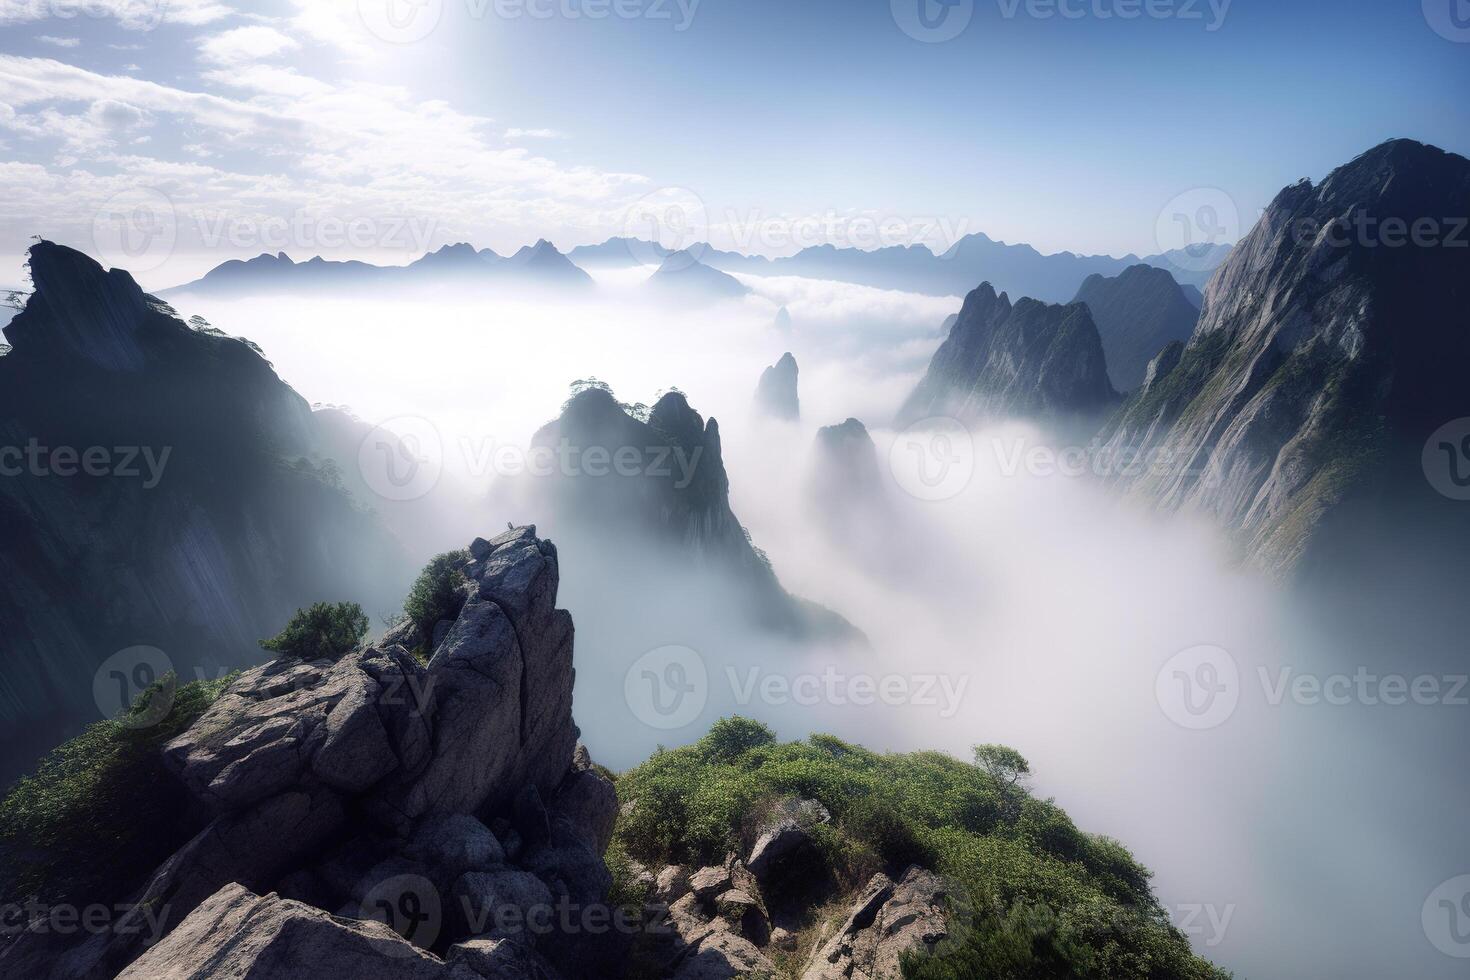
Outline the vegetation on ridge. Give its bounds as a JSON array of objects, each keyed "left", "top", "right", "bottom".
[
  {"left": 0, "top": 674, "right": 236, "bottom": 907},
  {"left": 259, "top": 600, "right": 370, "bottom": 660},
  {"left": 612, "top": 717, "right": 1229, "bottom": 979}
]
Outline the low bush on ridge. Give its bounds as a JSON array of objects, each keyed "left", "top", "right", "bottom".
[
  {"left": 613, "top": 717, "right": 1229, "bottom": 979},
  {"left": 0, "top": 674, "right": 236, "bottom": 907}
]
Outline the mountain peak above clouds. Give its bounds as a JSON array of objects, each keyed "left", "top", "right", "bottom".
[
  {"left": 1098, "top": 138, "right": 1470, "bottom": 577},
  {"left": 898, "top": 280, "right": 1118, "bottom": 427},
  {"left": 1072, "top": 263, "right": 1200, "bottom": 392}
]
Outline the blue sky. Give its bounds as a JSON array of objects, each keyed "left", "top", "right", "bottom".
[{"left": 0, "top": 0, "right": 1467, "bottom": 286}]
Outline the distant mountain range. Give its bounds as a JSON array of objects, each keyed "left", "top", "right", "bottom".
[
  {"left": 572, "top": 235, "right": 1229, "bottom": 302},
  {"left": 164, "top": 239, "right": 592, "bottom": 296},
  {"left": 167, "top": 230, "right": 1228, "bottom": 304}
]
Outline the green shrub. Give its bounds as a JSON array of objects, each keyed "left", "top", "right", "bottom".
[
  {"left": 698, "top": 716, "right": 776, "bottom": 763},
  {"left": 612, "top": 717, "right": 1229, "bottom": 980},
  {"left": 0, "top": 673, "right": 236, "bottom": 906},
  {"left": 260, "top": 601, "right": 369, "bottom": 659},
  {"left": 403, "top": 550, "right": 470, "bottom": 635}
]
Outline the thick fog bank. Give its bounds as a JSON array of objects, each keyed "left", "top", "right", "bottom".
[{"left": 166, "top": 274, "right": 1469, "bottom": 980}]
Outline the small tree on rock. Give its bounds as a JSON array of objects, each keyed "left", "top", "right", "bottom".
[{"left": 260, "top": 602, "right": 369, "bottom": 660}]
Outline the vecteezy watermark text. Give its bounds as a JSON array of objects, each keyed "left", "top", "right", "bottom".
[
  {"left": 892, "top": 0, "right": 1230, "bottom": 43},
  {"left": 1157, "top": 645, "right": 1470, "bottom": 729},
  {"left": 728, "top": 665, "right": 970, "bottom": 719},
  {"left": 623, "top": 645, "right": 971, "bottom": 729},
  {"left": 1, "top": 899, "right": 169, "bottom": 943},
  {"left": 357, "top": 0, "right": 701, "bottom": 44},
  {"left": 0, "top": 440, "right": 170, "bottom": 488},
  {"left": 460, "top": 438, "right": 703, "bottom": 488}
]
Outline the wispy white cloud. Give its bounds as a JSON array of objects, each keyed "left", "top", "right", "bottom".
[
  {"left": 506, "top": 128, "right": 566, "bottom": 140},
  {"left": 197, "top": 25, "right": 298, "bottom": 66},
  {"left": 0, "top": 51, "right": 650, "bottom": 276},
  {"left": 36, "top": 35, "right": 79, "bottom": 48}
]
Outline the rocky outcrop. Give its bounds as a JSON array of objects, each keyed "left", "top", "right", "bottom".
[
  {"left": 116, "top": 883, "right": 460, "bottom": 980},
  {"left": 754, "top": 352, "right": 800, "bottom": 420},
  {"left": 4, "top": 527, "right": 619, "bottom": 980},
  {"left": 1096, "top": 139, "right": 1470, "bottom": 577},
  {"left": 800, "top": 868, "right": 949, "bottom": 980},
  {"left": 1140, "top": 339, "right": 1184, "bottom": 396},
  {"left": 633, "top": 812, "right": 944, "bottom": 980},
  {"left": 0, "top": 241, "right": 406, "bottom": 784},
  {"left": 1072, "top": 263, "right": 1199, "bottom": 392},
  {"left": 526, "top": 384, "right": 857, "bottom": 640},
  {"left": 896, "top": 282, "right": 1118, "bottom": 427},
  {"left": 652, "top": 857, "right": 778, "bottom": 980}
]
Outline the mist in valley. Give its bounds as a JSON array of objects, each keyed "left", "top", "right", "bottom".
[{"left": 164, "top": 267, "right": 1469, "bottom": 980}]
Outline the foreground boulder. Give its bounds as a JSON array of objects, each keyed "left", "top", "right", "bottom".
[
  {"left": 801, "top": 867, "right": 949, "bottom": 980},
  {"left": 117, "top": 883, "right": 462, "bottom": 980}
]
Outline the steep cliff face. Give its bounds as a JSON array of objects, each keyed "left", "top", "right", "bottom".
[
  {"left": 0, "top": 242, "right": 406, "bottom": 782},
  {"left": 896, "top": 282, "right": 1118, "bottom": 427},
  {"left": 527, "top": 385, "right": 853, "bottom": 639},
  {"left": 754, "top": 352, "right": 800, "bottom": 421},
  {"left": 1072, "top": 263, "right": 1200, "bottom": 392},
  {"left": 1097, "top": 139, "right": 1470, "bottom": 577}
]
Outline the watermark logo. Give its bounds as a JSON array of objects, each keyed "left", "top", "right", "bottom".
[
  {"left": 0, "top": 441, "right": 171, "bottom": 487},
  {"left": 622, "top": 187, "right": 708, "bottom": 269},
  {"left": 1423, "top": 418, "right": 1470, "bottom": 501},
  {"left": 92, "top": 187, "right": 177, "bottom": 274},
  {"left": 360, "top": 873, "right": 443, "bottom": 952},
  {"left": 0, "top": 898, "right": 170, "bottom": 942},
  {"left": 358, "top": 415, "right": 443, "bottom": 502},
  {"left": 193, "top": 210, "right": 438, "bottom": 254},
  {"left": 624, "top": 645, "right": 707, "bottom": 729},
  {"left": 458, "top": 437, "right": 703, "bottom": 486},
  {"left": 9, "top": 0, "right": 169, "bottom": 31},
  {"left": 727, "top": 666, "right": 970, "bottom": 718},
  {"left": 996, "top": 0, "right": 1230, "bottom": 30},
  {"left": 358, "top": 0, "right": 445, "bottom": 43},
  {"left": 1155, "top": 187, "right": 1238, "bottom": 273},
  {"left": 1173, "top": 902, "right": 1235, "bottom": 948},
  {"left": 1424, "top": 875, "right": 1470, "bottom": 957},
  {"left": 1287, "top": 211, "right": 1469, "bottom": 251},
  {"left": 892, "top": 0, "right": 975, "bottom": 42},
  {"left": 1424, "top": 0, "right": 1470, "bottom": 42},
  {"left": 889, "top": 417, "right": 975, "bottom": 501},
  {"left": 93, "top": 645, "right": 175, "bottom": 729},
  {"left": 1155, "top": 644, "right": 1238, "bottom": 730},
  {"left": 988, "top": 434, "right": 1222, "bottom": 485}
]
